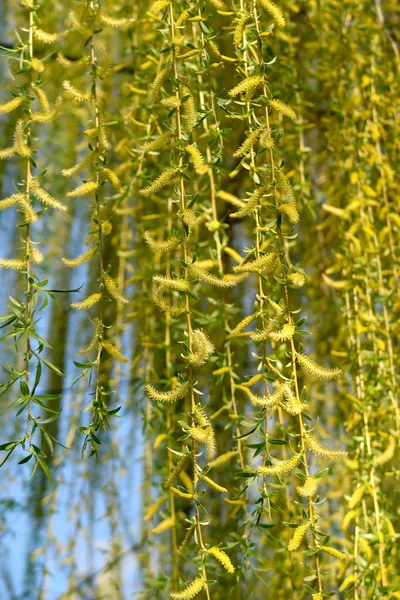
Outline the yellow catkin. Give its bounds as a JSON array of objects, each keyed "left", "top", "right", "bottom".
[
  {"left": 66, "top": 182, "right": 99, "bottom": 198},
  {"left": 77, "top": 319, "right": 103, "bottom": 355},
  {"left": 188, "top": 263, "right": 236, "bottom": 288},
  {"left": 279, "top": 202, "right": 299, "bottom": 223},
  {"left": 0, "top": 147, "right": 15, "bottom": 160},
  {"left": 101, "top": 167, "right": 124, "bottom": 194},
  {"left": 140, "top": 167, "right": 178, "bottom": 196},
  {"left": 233, "top": 127, "right": 263, "bottom": 158},
  {"left": 342, "top": 509, "right": 357, "bottom": 530},
  {"left": 270, "top": 99, "right": 297, "bottom": 121},
  {"left": 256, "top": 453, "right": 301, "bottom": 477},
  {"left": 217, "top": 190, "right": 244, "bottom": 208},
  {"left": 208, "top": 0, "right": 227, "bottom": 10},
  {"left": 207, "top": 547, "right": 235, "bottom": 573},
  {"left": 185, "top": 145, "right": 208, "bottom": 175},
  {"left": 296, "top": 352, "right": 342, "bottom": 380},
  {"left": 104, "top": 274, "right": 129, "bottom": 305},
  {"left": 297, "top": 476, "right": 317, "bottom": 498},
  {"left": 144, "top": 497, "right": 167, "bottom": 521},
  {"left": 30, "top": 181, "right": 67, "bottom": 211},
  {"left": 71, "top": 293, "right": 101, "bottom": 310},
  {"left": 170, "top": 487, "right": 195, "bottom": 500},
  {"left": 183, "top": 329, "right": 214, "bottom": 366},
  {"left": 288, "top": 272, "right": 305, "bottom": 287},
  {"left": 153, "top": 275, "right": 190, "bottom": 292},
  {"left": 200, "top": 473, "right": 228, "bottom": 493},
  {"left": 0, "top": 258, "right": 25, "bottom": 271},
  {"left": 230, "top": 187, "right": 265, "bottom": 219},
  {"left": 67, "top": 11, "right": 92, "bottom": 37},
  {"left": 373, "top": 436, "right": 396, "bottom": 466},
  {"left": 31, "top": 247, "right": 43, "bottom": 264},
  {"left": 288, "top": 523, "right": 309, "bottom": 552},
  {"left": 152, "top": 517, "right": 175, "bottom": 534},
  {"left": 230, "top": 312, "right": 259, "bottom": 336},
  {"left": 62, "top": 246, "right": 97, "bottom": 268},
  {"left": 269, "top": 323, "right": 295, "bottom": 342},
  {"left": 31, "top": 58, "right": 44, "bottom": 72},
  {"left": 181, "top": 86, "right": 196, "bottom": 131},
  {"left": 162, "top": 96, "right": 181, "bottom": 110},
  {"left": 208, "top": 450, "right": 237, "bottom": 468},
  {"left": 63, "top": 81, "right": 91, "bottom": 103},
  {"left": 18, "top": 196, "right": 37, "bottom": 224},
  {"left": 0, "top": 194, "right": 23, "bottom": 211},
  {"left": 57, "top": 52, "right": 88, "bottom": 70},
  {"left": 258, "top": 0, "right": 286, "bottom": 27},
  {"left": 233, "top": 253, "right": 277, "bottom": 274},
  {"left": 170, "top": 577, "right": 204, "bottom": 600},
  {"left": 149, "top": 67, "right": 170, "bottom": 104},
  {"left": 33, "top": 28, "right": 59, "bottom": 44},
  {"left": 99, "top": 13, "right": 130, "bottom": 27},
  {"left": 61, "top": 153, "right": 93, "bottom": 177},
  {"left": 146, "top": 381, "right": 190, "bottom": 404},
  {"left": 233, "top": 14, "right": 250, "bottom": 47},
  {"left": 260, "top": 127, "right": 274, "bottom": 148},
  {"left": 305, "top": 432, "right": 347, "bottom": 460},
  {"left": 348, "top": 484, "right": 366, "bottom": 508},
  {"left": 14, "top": 120, "right": 31, "bottom": 157},
  {"left": 212, "top": 367, "right": 231, "bottom": 376},
  {"left": 102, "top": 340, "right": 129, "bottom": 363},
  {"left": 164, "top": 455, "right": 190, "bottom": 488},
  {"left": 339, "top": 575, "right": 357, "bottom": 592},
  {"left": 0, "top": 96, "right": 24, "bottom": 114},
  {"left": 140, "top": 131, "right": 175, "bottom": 153},
  {"left": 178, "top": 525, "right": 195, "bottom": 552},
  {"left": 242, "top": 373, "right": 264, "bottom": 388},
  {"left": 229, "top": 76, "right": 263, "bottom": 99},
  {"left": 320, "top": 546, "right": 346, "bottom": 560},
  {"left": 149, "top": 0, "right": 169, "bottom": 14},
  {"left": 143, "top": 231, "right": 180, "bottom": 252}
]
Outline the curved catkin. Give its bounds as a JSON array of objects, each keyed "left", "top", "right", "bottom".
[
  {"left": 296, "top": 352, "right": 342, "bottom": 380},
  {"left": 199, "top": 473, "right": 228, "bottom": 493},
  {"left": 207, "top": 547, "right": 235, "bottom": 574},
  {"left": 101, "top": 167, "right": 124, "bottom": 194},
  {"left": 230, "top": 187, "right": 265, "bottom": 219},
  {"left": 305, "top": 432, "right": 347, "bottom": 460},
  {"left": 188, "top": 263, "right": 236, "bottom": 288},
  {"left": 77, "top": 319, "right": 103, "bottom": 355},
  {"left": 230, "top": 312, "right": 260, "bottom": 336},
  {"left": 233, "top": 253, "right": 277, "bottom": 274},
  {"left": 33, "top": 27, "right": 59, "bottom": 43},
  {"left": 153, "top": 275, "right": 190, "bottom": 292},
  {"left": 170, "top": 487, "right": 195, "bottom": 500},
  {"left": 102, "top": 340, "right": 129, "bottom": 363},
  {"left": 181, "top": 86, "right": 196, "bottom": 131},
  {"left": 14, "top": 120, "right": 31, "bottom": 157},
  {"left": 179, "top": 525, "right": 195, "bottom": 552},
  {"left": 63, "top": 80, "right": 91, "bottom": 103},
  {"left": 71, "top": 293, "right": 102, "bottom": 310},
  {"left": 144, "top": 497, "right": 167, "bottom": 521},
  {"left": 140, "top": 167, "right": 178, "bottom": 196},
  {"left": 288, "top": 523, "right": 309, "bottom": 552},
  {"left": 104, "top": 273, "right": 129, "bottom": 305},
  {"left": 233, "top": 127, "right": 263, "bottom": 158},
  {"left": 143, "top": 231, "right": 180, "bottom": 252},
  {"left": 229, "top": 76, "right": 263, "bottom": 99},
  {"left": 269, "top": 99, "right": 297, "bottom": 121},
  {"left": 66, "top": 182, "right": 99, "bottom": 198},
  {"left": 297, "top": 476, "right": 318, "bottom": 498},
  {"left": 0, "top": 194, "right": 23, "bottom": 211},
  {"left": 183, "top": 329, "right": 214, "bottom": 366},
  {"left": 152, "top": 517, "right": 175, "bottom": 535},
  {"left": 233, "top": 14, "right": 250, "bottom": 47},
  {"left": 258, "top": 0, "right": 286, "bottom": 27},
  {"left": 373, "top": 436, "right": 396, "bottom": 466},
  {"left": 339, "top": 575, "right": 357, "bottom": 592},
  {"left": 164, "top": 455, "right": 190, "bottom": 488},
  {"left": 269, "top": 323, "right": 295, "bottom": 342},
  {"left": 0, "top": 258, "right": 25, "bottom": 271},
  {"left": 153, "top": 286, "right": 186, "bottom": 316},
  {"left": 170, "top": 577, "right": 204, "bottom": 600},
  {"left": 62, "top": 246, "right": 97, "bottom": 268},
  {"left": 279, "top": 202, "right": 299, "bottom": 223},
  {"left": 146, "top": 381, "right": 190, "bottom": 404},
  {"left": 217, "top": 190, "right": 244, "bottom": 208},
  {"left": 61, "top": 153, "right": 93, "bottom": 177},
  {"left": 0, "top": 96, "right": 24, "bottom": 114},
  {"left": 256, "top": 453, "right": 301, "bottom": 477},
  {"left": 149, "top": 67, "right": 170, "bottom": 104},
  {"left": 140, "top": 131, "right": 175, "bottom": 153},
  {"left": 30, "top": 181, "right": 67, "bottom": 211},
  {"left": 320, "top": 546, "right": 346, "bottom": 560},
  {"left": 208, "top": 450, "right": 237, "bottom": 468},
  {"left": 185, "top": 144, "right": 208, "bottom": 175}
]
